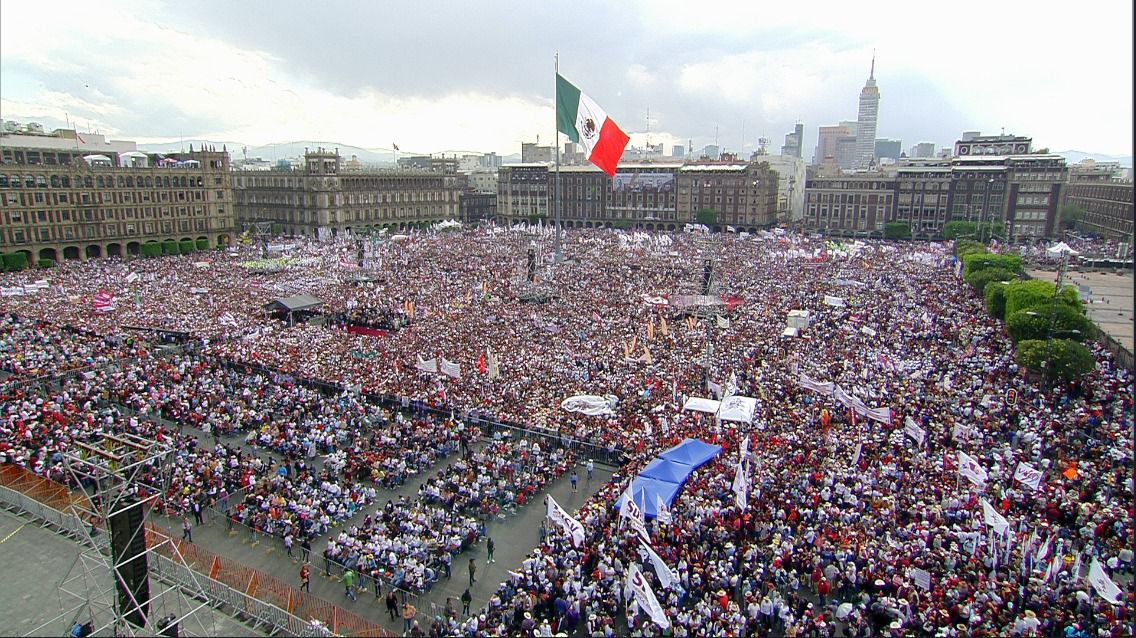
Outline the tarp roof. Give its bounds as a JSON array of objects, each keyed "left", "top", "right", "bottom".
[
  {"left": 659, "top": 438, "right": 722, "bottom": 468},
  {"left": 638, "top": 458, "right": 695, "bottom": 484},
  {"left": 264, "top": 293, "right": 323, "bottom": 312},
  {"left": 717, "top": 395, "right": 758, "bottom": 424},
  {"left": 616, "top": 477, "right": 684, "bottom": 518}
]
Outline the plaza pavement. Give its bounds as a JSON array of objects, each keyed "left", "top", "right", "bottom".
[
  {"left": 0, "top": 507, "right": 264, "bottom": 637},
  {"left": 1027, "top": 268, "right": 1134, "bottom": 353},
  {"left": 148, "top": 429, "right": 616, "bottom": 636}
]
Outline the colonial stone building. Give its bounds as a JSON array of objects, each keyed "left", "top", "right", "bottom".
[
  {"left": 0, "top": 139, "right": 234, "bottom": 263},
  {"left": 233, "top": 148, "right": 460, "bottom": 238}
]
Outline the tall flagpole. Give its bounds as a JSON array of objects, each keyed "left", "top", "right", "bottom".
[{"left": 553, "top": 52, "right": 563, "bottom": 264}]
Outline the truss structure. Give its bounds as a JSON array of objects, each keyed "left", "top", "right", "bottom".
[{"left": 29, "top": 432, "right": 221, "bottom": 637}]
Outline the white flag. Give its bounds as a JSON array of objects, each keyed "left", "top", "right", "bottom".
[
  {"left": 731, "top": 459, "right": 748, "bottom": 510},
  {"left": 125, "top": 271, "right": 139, "bottom": 283},
  {"left": 654, "top": 493, "right": 672, "bottom": 526},
  {"left": 903, "top": 416, "right": 926, "bottom": 447},
  {"left": 545, "top": 495, "right": 585, "bottom": 548},
  {"left": 638, "top": 538, "right": 680, "bottom": 591},
  {"left": 439, "top": 357, "right": 461, "bottom": 379},
  {"left": 716, "top": 315, "right": 731, "bottom": 330},
  {"left": 981, "top": 499, "right": 1010, "bottom": 535},
  {"left": 619, "top": 490, "right": 648, "bottom": 536},
  {"left": 625, "top": 564, "right": 671, "bottom": 629},
  {"left": 1013, "top": 462, "right": 1044, "bottom": 491},
  {"left": 1087, "top": 559, "right": 1122, "bottom": 604},
  {"left": 707, "top": 380, "right": 723, "bottom": 400},
  {"left": 487, "top": 346, "right": 500, "bottom": 380},
  {"left": 957, "top": 451, "right": 988, "bottom": 487}
]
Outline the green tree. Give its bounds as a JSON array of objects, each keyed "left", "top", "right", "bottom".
[
  {"left": 1003, "top": 279, "right": 1082, "bottom": 318},
  {"left": 161, "top": 239, "right": 179, "bottom": 255},
  {"left": 696, "top": 208, "right": 718, "bottom": 227},
  {"left": 178, "top": 239, "right": 196, "bottom": 254},
  {"left": 37, "top": 258, "right": 55, "bottom": 268},
  {"left": 961, "top": 252, "right": 1023, "bottom": 278},
  {"left": 1057, "top": 203, "right": 1085, "bottom": 230},
  {"left": 141, "top": 242, "right": 163, "bottom": 258},
  {"left": 943, "top": 221, "right": 979, "bottom": 241},
  {"left": 953, "top": 239, "right": 987, "bottom": 258},
  {"left": 1005, "top": 305, "right": 1095, "bottom": 343},
  {"left": 884, "top": 222, "right": 911, "bottom": 240},
  {"left": 2, "top": 252, "right": 28, "bottom": 271},
  {"left": 985, "top": 281, "right": 1010, "bottom": 319},
  {"left": 195, "top": 238, "right": 210, "bottom": 251},
  {"left": 965, "top": 268, "right": 1016, "bottom": 294},
  {"left": 1015, "top": 338, "right": 1095, "bottom": 381}
]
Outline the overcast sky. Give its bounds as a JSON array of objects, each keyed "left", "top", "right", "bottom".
[{"left": 1, "top": 0, "right": 1132, "bottom": 158}]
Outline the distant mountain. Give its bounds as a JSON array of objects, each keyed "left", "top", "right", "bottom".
[{"left": 1053, "top": 150, "right": 1132, "bottom": 168}]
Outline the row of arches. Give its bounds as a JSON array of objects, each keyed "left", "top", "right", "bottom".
[{"left": 29, "top": 234, "right": 231, "bottom": 263}]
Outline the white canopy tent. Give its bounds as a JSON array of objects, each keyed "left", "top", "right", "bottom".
[
  {"left": 1046, "top": 242, "right": 1080, "bottom": 258},
  {"left": 682, "top": 397, "right": 721, "bottom": 414}
]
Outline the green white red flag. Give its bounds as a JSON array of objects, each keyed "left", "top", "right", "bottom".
[{"left": 556, "top": 74, "right": 629, "bottom": 176}]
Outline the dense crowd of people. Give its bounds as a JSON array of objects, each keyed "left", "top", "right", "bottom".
[{"left": 0, "top": 226, "right": 1132, "bottom": 637}]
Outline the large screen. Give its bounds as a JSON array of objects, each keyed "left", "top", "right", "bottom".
[{"left": 613, "top": 172, "right": 675, "bottom": 193}]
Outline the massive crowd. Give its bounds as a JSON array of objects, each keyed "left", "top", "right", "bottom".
[{"left": 0, "top": 226, "right": 1132, "bottom": 637}]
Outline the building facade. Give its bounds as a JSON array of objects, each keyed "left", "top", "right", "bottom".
[
  {"left": 804, "top": 174, "right": 896, "bottom": 235},
  {"left": 763, "top": 155, "right": 807, "bottom": 223},
  {"left": 234, "top": 148, "right": 460, "bottom": 237},
  {"left": 0, "top": 137, "right": 233, "bottom": 263},
  {"left": 1064, "top": 162, "right": 1133, "bottom": 240},
  {"left": 458, "top": 191, "right": 497, "bottom": 225},
  {"left": 895, "top": 160, "right": 952, "bottom": 236},
  {"left": 875, "top": 138, "right": 902, "bottom": 162},
  {"left": 496, "top": 160, "right": 779, "bottom": 231},
  {"left": 814, "top": 125, "right": 852, "bottom": 166},
  {"left": 781, "top": 122, "right": 805, "bottom": 159},
  {"left": 854, "top": 57, "right": 881, "bottom": 170}
]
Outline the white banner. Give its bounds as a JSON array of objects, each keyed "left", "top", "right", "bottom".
[
  {"left": 1013, "top": 462, "right": 1044, "bottom": 491},
  {"left": 957, "top": 451, "right": 988, "bottom": 487},
  {"left": 561, "top": 394, "right": 619, "bottom": 416},
  {"left": 907, "top": 567, "right": 931, "bottom": 591},
  {"left": 439, "top": 358, "right": 461, "bottom": 379},
  {"left": 415, "top": 355, "right": 438, "bottom": 374},
  {"left": 125, "top": 272, "right": 139, "bottom": 283},
  {"left": 638, "top": 538, "right": 680, "bottom": 591},
  {"left": 823, "top": 295, "right": 846, "bottom": 307},
  {"left": 717, "top": 395, "right": 757, "bottom": 424},
  {"left": 487, "top": 346, "right": 500, "bottom": 380},
  {"left": 903, "top": 416, "right": 926, "bottom": 447},
  {"left": 1088, "top": 559, "right": 1122, "bottom": 604},
  {"left": 798, "top": 373, "right": 834, "bottom": 396},
  {"left": 546, "top": 495, "right": 585, "bottom": 548},
  {"left": 625, "top": 564, "right": 671, "bottom": 629},
  {"left": 681, "top": 397, "right": 720, "bottom": 414},
  {"left": 716, "top": 315, "right": 731, "bottom": 330}
]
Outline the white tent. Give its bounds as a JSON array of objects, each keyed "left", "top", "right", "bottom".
[
  {"left": 1046, "top": 242, "right": 1080, "bottom": 258},
  {"left": 717, "top": 395, "right": 757, "bottom": 424},
  {"left": 83, "top": 154, "right": 113, "bottom": 166},
  {"left": 118, "top": 151, "right": 149, "bottom": 167},
  {"left": 682, "top": 397, "right": 721, "bottom": 414},
  {"left": 781, "top": 326, "right": 799, "bottom": 338}
]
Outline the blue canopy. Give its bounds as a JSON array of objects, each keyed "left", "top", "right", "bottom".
[
  {"left": 658, "top": 438, "right": 722, "bottom": 468},
  {"left": 616, "top": 477, "right": 683, "bottom": 518},
  {"left": 638, "top": 457, "right": 695, "bottom": 484}
]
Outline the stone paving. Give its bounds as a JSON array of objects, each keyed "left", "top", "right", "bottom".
[{"left": 1027, "top": 267, "right": 1134, "bottom": 352}]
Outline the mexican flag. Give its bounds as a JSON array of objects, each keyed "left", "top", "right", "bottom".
[{"left": 556, "top": 74, "right": 629, "bottom": 176}]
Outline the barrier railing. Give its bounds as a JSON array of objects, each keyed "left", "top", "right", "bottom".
[{"left": 0, "top": 464, "right": 392, "bottom": 637}]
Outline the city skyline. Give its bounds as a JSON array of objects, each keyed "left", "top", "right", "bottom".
[{"left": 1, "top": 0, "right": 1132, "bottom": 158}]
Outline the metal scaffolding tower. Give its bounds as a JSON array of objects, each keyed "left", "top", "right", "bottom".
[{"left": 30, "top": 432, "right": 220, "bottom": 637}]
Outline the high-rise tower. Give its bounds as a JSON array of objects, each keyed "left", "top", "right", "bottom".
[{"left": 854, "top": 53, "right": 880, "bottom": 170}]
